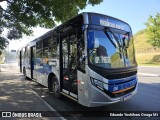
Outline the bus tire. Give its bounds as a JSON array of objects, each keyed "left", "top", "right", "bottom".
[
  {"left": 23, "top": 68, "right": 29, "bottom": 80},
  {"left": 51, "top": 76, "right": 61, "bottom": 98}
]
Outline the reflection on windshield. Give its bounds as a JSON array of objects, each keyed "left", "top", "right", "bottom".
[{"left": 88, "top": 29, "right": 136, "bottom": 69}]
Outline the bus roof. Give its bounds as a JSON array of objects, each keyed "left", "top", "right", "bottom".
[{"left": 21, "top": 12, "right": 132, "bottom": 48}]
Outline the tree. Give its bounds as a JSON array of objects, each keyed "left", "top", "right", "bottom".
[
  {"left": 145, "top": 13, "right": 160, "bottom": 48},
  {"left": 0, "top": 36, "right": 8, "bottom": 51},
  {"left": 0, "top": 0, "right": 103, "bottom": 52}
]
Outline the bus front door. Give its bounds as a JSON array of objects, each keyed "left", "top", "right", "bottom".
[{"left": 61, "top": 33, "right": 78, "bottom": 99}]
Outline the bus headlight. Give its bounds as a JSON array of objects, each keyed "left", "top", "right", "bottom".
[{"left": 90, "top": 77, "right": 104, "bottom": 90}]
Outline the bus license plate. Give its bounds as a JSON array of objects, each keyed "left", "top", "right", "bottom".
[{"left": 123, "top": 94, "right": 132, "bottom": 101}]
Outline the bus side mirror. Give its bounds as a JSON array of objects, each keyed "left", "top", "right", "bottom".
[
  {"left": 122, "top": 33, "right": 130, "bottom": 48},
  {"left": 123, "top": 38, "right": 129, "bottom": 48}
]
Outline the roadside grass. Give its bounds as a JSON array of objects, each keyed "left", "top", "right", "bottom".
[
  {"left": 136, "top": 52, "right": 160, "bottom": 66},
  {"left": 138, "top": 63, "right": 160, "bottom": 66},
  {"left": 0, "top": 60, "right": 4, "bottom": 64},
  {"left": 134, "top": 32, "right": 151, "bottom": 51},
  {"left": 134, "top": 29, "right": 160, "bottom": 67}
]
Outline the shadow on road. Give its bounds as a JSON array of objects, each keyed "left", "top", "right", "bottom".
[
  {"left": 24, "top": 77, "right": 160, "bottom": 120},
  {"left": 0, "top": 63, "right": 52, "bottom": 112}
]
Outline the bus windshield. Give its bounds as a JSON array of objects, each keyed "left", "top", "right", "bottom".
[{"left": 88, "top": 28, "right": 136, "bottom": 69}]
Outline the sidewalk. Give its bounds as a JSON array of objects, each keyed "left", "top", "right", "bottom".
[{"left": 0, "top": 63, "right": 63, "bottom": 120}]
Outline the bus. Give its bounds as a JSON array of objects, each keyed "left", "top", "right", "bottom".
[{"left": 19, "top": 12, "right": 138, "bottom": 107}]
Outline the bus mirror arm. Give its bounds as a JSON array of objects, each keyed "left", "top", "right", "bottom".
[
  {"left": 80, "top": 55, "right": 86, "bottom": 62},
  {"left": 80, "top": 49, "right": 95, "bottom": 62},
  {"left": 82, "top": 56, "right": 86, "bottom": 61}
]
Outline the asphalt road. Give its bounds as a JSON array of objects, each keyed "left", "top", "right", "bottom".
[
  {"left": 138, "top": 66, "right": 160, "bottom": 77},
  {"left": 24, "top": 66, "right": 160, "bottom": 120}
]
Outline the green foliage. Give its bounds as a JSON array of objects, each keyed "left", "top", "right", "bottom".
[
  {"left": 134, "top": 29, "right": 160, "bottom": 65},
  {"left": 134, "top": 29, "right": 146, "bottom": 37},
  {"left": 0, "top": 0, "right": 103, "bottom": 50},
  {"left": 145, "top": 13, "right": 160, "bottom": 48},
  {"left": 152, "top": 55, "right": 160, "bottom": 62},
  {"left": 134, "top": 29, "right": 153, "bottom": 52},
  {"left": 0, "top": 36, "right": 9, "bottom": 53}
]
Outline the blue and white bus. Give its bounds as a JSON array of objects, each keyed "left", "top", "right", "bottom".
[{"left": 19, "top": 12, "right": 138, "bottom": 107}]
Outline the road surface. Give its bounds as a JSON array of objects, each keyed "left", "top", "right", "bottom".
[{"left": 23, "top": 66, "right": 160, "bottom": 120}]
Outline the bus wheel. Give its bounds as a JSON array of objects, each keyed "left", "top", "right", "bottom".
[
  {"left": 23, "top": 68, "right": 27, "bottom": 79},
  {"left": 52, "top": 76, "right": 61, "bottom": 98},
  {"left": 23, "top": 68, "right": 28, "bottom": 80}
]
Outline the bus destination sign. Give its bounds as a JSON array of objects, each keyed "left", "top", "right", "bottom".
[
  {"left": 90, "top": 14, "right": 131, "bottom": 32},
  {"left": 100, "top": 19, "right": 125, "bottom": 30}
]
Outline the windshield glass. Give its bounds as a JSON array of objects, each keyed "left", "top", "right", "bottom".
[{"left": 87, "top": 29, "right": 136, "bottom": 69}]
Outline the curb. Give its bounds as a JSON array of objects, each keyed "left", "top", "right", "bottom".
[{"left": 21, "top": 77, "right": 66, "bottom": 120}]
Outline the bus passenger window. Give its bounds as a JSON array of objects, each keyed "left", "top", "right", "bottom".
[{"left": 48, "top": 36, "right": 58, "bottom": 58}]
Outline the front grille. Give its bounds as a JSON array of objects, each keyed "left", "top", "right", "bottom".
[
  {"left": 104, "top": 85, "right": 136, "bottom": 98},
  {"left": 105, "top": 71, "right": 137, "bottom": 79}
]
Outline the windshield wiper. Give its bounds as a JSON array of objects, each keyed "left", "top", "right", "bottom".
[
  {"left": 104, "top": 31, "right": 117, "bottom": 48},
  {"left": 104, "top": 28, "right": 122, "bottom": 49},
  {"left": 104, "top": 28, "right": 123, "bottom": 58},
  {"left": 107, "top": 28, "right": 122, "bottom": 48}
]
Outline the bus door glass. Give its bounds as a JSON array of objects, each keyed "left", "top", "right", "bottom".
[
  {"left": 31, "top": 46, "right": 36, "bottom": 78},
  {"left": 19, "top": 50, "right": 22, "bottom": 72},
  {"left": 61, "top": 31, "right": 78, "bottom": 97}
]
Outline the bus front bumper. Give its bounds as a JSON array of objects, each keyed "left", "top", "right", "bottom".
[{"left": 85, "top": 84, "right": 138, "bottom": 107}]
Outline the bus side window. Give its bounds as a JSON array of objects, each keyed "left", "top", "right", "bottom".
[
  {"left": 43, "top": 37, "right": 49, "bottom": 65},
  {"left": 36, "top": 41, "right": 43, "bottom": 67},
  {"left": 48, "top": 36, "right": 58, "bottom": 58},
  {"left": 77, "top": 28, "right": 85, "bottom": 73}
]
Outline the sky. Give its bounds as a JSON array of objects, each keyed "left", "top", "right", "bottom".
[
  {"left": 1, "top": 0, "right": 160, "bottom": 51},
  {"left": 80, "top": 0, "right": 160, "bottom": 34}
]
